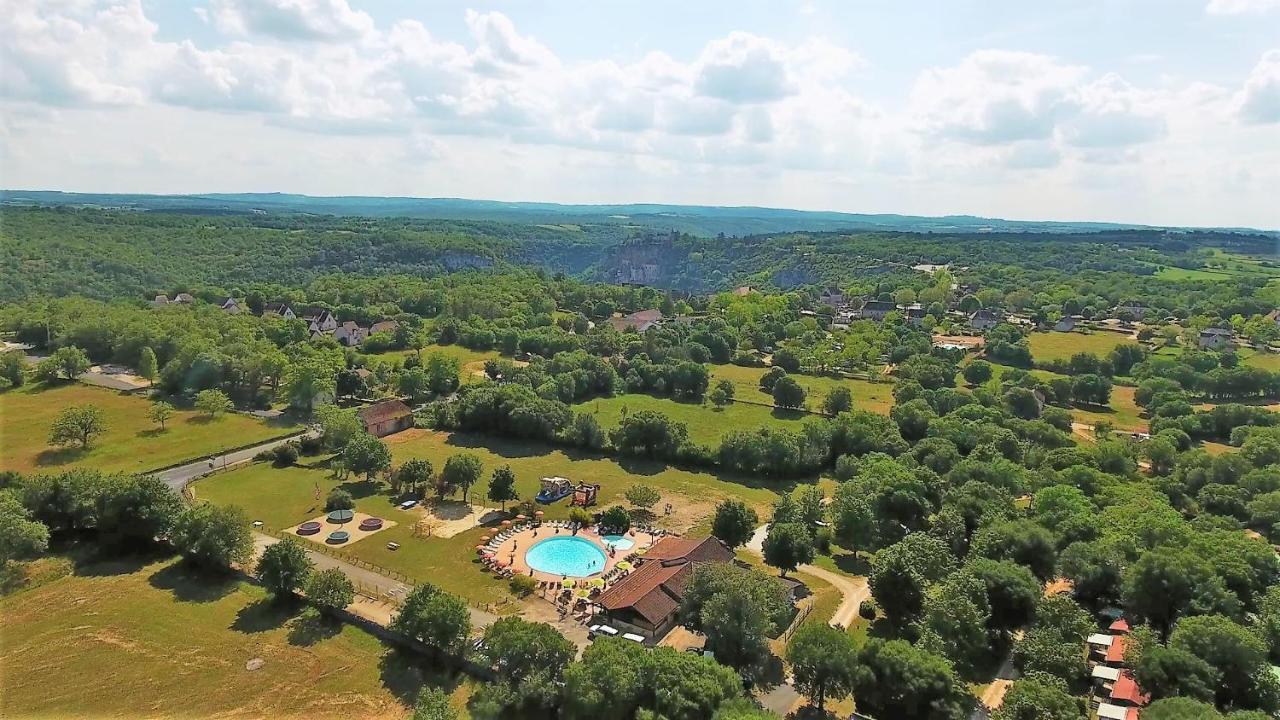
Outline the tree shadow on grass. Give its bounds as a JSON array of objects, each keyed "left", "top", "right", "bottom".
[
  {"left": 770, "top": 407, "right": 809, "bottom": 422},
  {"left": 232, "top": 598, "right": 297, "bottom": 634},
  {"left": 73, "top": 546, "right": 171, "bottom": 578},
  {"left": 147, "top": 561, "right": 238, "bottom": 603},
  {"left": 831, "top": 552, "right": 871, "bottom": 576},
  {"left": 746, "top": 652, "right": 786, "bottom": 692},
  {"left": 34, "top": 446, "right": 88, "bottom": 467},
  {"left": 287, "top": 609, "right": 342, "bottom": 647},
  {"left": 136, "top": 428, "right": 167, "bottom": 438},
  {"left": 337, "top": 478, "right": 381, "bottom": 500},
  {"left": 445, "top": 433, "right": 543, "bottom": 459},
  {"left": 378, "top": 647, "right": 461, "bottom": 704}
]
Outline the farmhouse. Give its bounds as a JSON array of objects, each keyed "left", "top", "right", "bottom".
[
  {"left": 370, "top": 320, "right": 400, "bottom": 336},
  {"left": 302, "top": 309, "right": 338, "bottom": 334},
  {"left": 263, "top": 302, "right": 296, "bottom": 320},
  {"left": 818, "top": 286, "right": 845, "bottom": 307},
  {"left": 594, "top": 535, "right": 734, "bottom": 641},
  {"left": 174, "top": 293, "right": 195, "bottom": 304},
  {"left": 1114, "top": 300, "right": 1148, "bottom": 319},
  {"left": 969, "top": 309, "right": 999, "bottom": 331},
  {"left": 609, "top": 309, "right": 663, "bottom": 333},
  {"left": 1054, "top": 315, "right": 1081, "bottom": 332},
  {"left": 858, "top": 300, "right": 896, "bottom": 321},
  {"left": 357, "top": 399, "right": 415, "bottom": 437},
  {"left": 220, "top": 297, "right": 243, "bottom": 314},
  {"left": 334, "top": 321, "right": 369, "bottom": 347},
  {"left": 1199, "top": 327, "right": 1234, "bottom": 349}
]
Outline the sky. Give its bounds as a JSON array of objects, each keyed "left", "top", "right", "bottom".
[{"left": 2, "top": 1, "right": 1279, "bottom": 228}]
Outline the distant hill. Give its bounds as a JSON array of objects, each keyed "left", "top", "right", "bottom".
[{"left": 5, "top": 189, "right": 1271, "bottom": 238}]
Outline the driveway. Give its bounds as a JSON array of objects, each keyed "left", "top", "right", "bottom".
[
  {"left": 746, "top": 525, "right": 869, "bottom": 629},
  {"left": 154, "top": 430, "right": 315, "bottom": 492}
]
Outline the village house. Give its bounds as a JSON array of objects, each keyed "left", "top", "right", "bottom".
[
  {"left": 1053, "top": 315, "right": 1081, "bottom": 332},
  {"left": 369, "top": 320, "right": 400, "bottom": 336},
  {"left": 594, "top": 536, "right": 735, "bottom": 641},
  {"left": 903, "top": 303, "right": 927, "bottom": 325},
  {"left": 733, "top": 286, "right": 753, "bottom": 297},
  {"left": 857, "top": 300, "right": 896, "bottom": 321},
  {"left": 174, "top": 292, "right": 195, "bottom": 304},
  {"left": 220, "top": 297, "right": 243, "bottom": 314},
  {"left": 301, "top": 309, "right": 338, "bottom": 334},
  {"left": 357, "top": 399, "right": 415, "bottom": 437},
  {"left": 262, "top": 302, "right": 296, "bottom": 320},
  {"left": 969, "top": 309, "right": 1000, "bottom": 331},
  {"left": 1199, "top": 326, "right": 1234, "bottom": 349},
  {"left": 818, "top": 286, "right": 845, "bottom": 307},
  {"left": 334, "top": 321, "right": 370, "bottom": 347},
  {"left": 151, "top": 294, "right": 170, "bottom": 306},
  {"left": 1114, "top": 300, "right": 1148, "bottom": 319},
  {"left": 608, "top": 309, "right": 663, "bottom": 333}
]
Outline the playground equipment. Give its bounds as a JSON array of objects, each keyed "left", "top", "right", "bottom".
[
  {"left": 296, "top": 521, "right": 322, "bottom": 536},
  {"left": 326, "top": 530, "right": 350, "bottom": 544},
  {"left": 326, "top": 509, "right": 354, "bottom": 524},
  {"left": 535, "top": 476, "right": 573, "bottom": 504},
  {"left": 571, "top": 483, "right": 601, "bottom": 507},
  {"left": 359, "top": 517, "right": 384, "bottom": 531}
]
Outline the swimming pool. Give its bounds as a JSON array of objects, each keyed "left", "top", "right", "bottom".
[
  {"left": 525, "top": 536, "right": 607, "bottom": 577},
  {"left": 601, "top": 534, "right": 635, "bottom": 551}
]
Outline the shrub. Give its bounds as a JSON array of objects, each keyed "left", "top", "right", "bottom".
[
  {"left": 859, "top": 599, "right": 877, "bottom": 620},
  {"left": 298, "top": 435, "right": 323, "bottom": 455},
  {"left": 814, "top": 526, "right": 833, "bottom": 555},
  {"left": 509, "top": 574, "right": 537, "bottom": 597},
  {"left": 325, "top": 489, "right": 354, "bottom": 511},
  {"left": 272, "top": 443, "right": 299, "bottom": 467}
]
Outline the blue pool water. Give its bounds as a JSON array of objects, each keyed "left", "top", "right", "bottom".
[
  {"left": 601, "top": 534, "right": 635, "bottom": 551},
  {"left": 526, "top": 536, "right": 607, "bottom": 577}
]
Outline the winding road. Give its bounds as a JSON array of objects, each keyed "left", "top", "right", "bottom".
[{"left": 745, "top": 525, "right": 870, "bottom": 628}]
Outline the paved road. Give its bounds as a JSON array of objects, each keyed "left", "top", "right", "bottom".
[
  {"left": 251, "top": 531, "right": 498, "bottom": 630},
  {"left": 154, "top": 431, "right": 315, "bottom": 492},
  {"left": 745, "top": 525, "right": 869, "bottom": 629}
]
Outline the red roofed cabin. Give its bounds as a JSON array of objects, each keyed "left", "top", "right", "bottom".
[
  {"left": 357, "top": 399, "right": 414, "bottom": 437},
  {"left": 594, "top": 536, "right": 734, "bottom": 641}
]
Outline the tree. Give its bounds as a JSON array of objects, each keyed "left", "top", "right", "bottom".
[
  {"left": 562, "top": 638, "right": 650, "bottom": 719},
  {"left": 993, "top": 675, "right": 1085, "bottom": 720},
  {"left": 966, "top": 558, "right": 1040, "bottom": 636},
  {"left": 392, "top": 583, "right": 472, "bottom": 657},
  {"left": 441, "top": 453, "right": 483, "bottom": 504},
  {"left": 325, "top": 488, "right": 354, "bottom": 511},
  {"left": 95, "top": 473, "right": 183, "bottom": 546},
  {"left": 599, "top": 505, "right": 630, "bottom": 532},
  {"left": 343, "top": 432, "right": 391, "bottom": 482},
  {"left": 759, "top": 366, "right": 787, "bottom": 392},
  {"left": 0, "top": 493, "right": 49, "bottom": 565},
  {"left": 1169, "top": 614, "right": 1270, "bottom": 710},
  {"left": 398, "top": 458, "right": 434, "bottom": 496},
  {"left": 50, "top": 346, "right": 90, "bottom": 380},
  {"left": 412, "top": 688, "right": 457, "bottom": 720},
  {"left": 786, "top": 622, "right": 858, "bottom": 711},
  {"left": 480, "top": 617, "right": 576, "bottom": 713},
  {"left": 49, "top": 405, "right": 106, "bottom": 448},
  {"left": 283, "top": 357, "right": 339, "bottom": 411},
  {"left": 1122, "top": 549, "right": 1238, "bottom": 638},
  {"left": 624, "top": 484, "right": 660, "bottom": 511},
  {"left": 971, "top": 519, "right": 1058, "bottom": 580},
  {"left": 137, "top": 346, "right": 158, "bottom": 386},
  {"left": 256, "top": 536, "right": 314, "bottom": 601},
  {"left": 306, "top": 567, "right": 355, "bottom": 615},
  {"left": 918, "top": 570, "right": 992, "bottom": 675},
  {"left": 609, "top": 410, "right": 687, "bottom": 459},
  {"left": 644, "top": 647, "right": 744, "bottom": 720},
  {"left": 709, "top": 379, "right": 735, "bottom": 408},
  {"left": 963, "top": 360, "right": 994, "bottom": 385},
  {"left": 194, "top": 388, "right": 233, "bottom": 417},
  {"left": 0, "top": 350, "right": 26, "bottom": 387},
  {"left": 315, "top": 405, "right": 362, "bottom": 449},
  {"left": 853, "top": 639, "right": 972, "bottom": 720},
  {"left": 170, "top": 503, "right": 252, "bottom": 569},
  {"left": 148, "top": 401, "right": 174, "bottom": 430},
  {"left": 710, "top": 699, "right": 776, "bottom": 720},
  {"left": 1135, "top": 645, "right": 1220, "bottom": 703},
  {"left": 823, "top": 386, "right": 853, "bottom": 415},
  {"left": 487, "top": 465, "right": 518, "bottom": 510},
  {"left": 711, "top": 499, "right": 758, "bottom": 549},
  {"left": 772, "top": 376, "right": 806, "bottom": 409},
  {"left": 762, "top": 522, "right": 813, "bottom": 576},
  {"left": 1141, "top": 698, "right": 1225, "bottom": 720}
]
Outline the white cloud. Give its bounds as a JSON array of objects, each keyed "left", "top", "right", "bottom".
[
  {"left": 1233, "top": 49, "right": 1280, "bottom": 123},
  {"left": 1206, "top": 0, "right": 1280, "bottom": 15},
  {"left": 205, "top": 0, "right": 375, "bottom": 41}
]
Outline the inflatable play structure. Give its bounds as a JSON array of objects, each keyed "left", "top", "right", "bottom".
[
  {"left": 536, "top": 476, "right": 573, "bottom": 504},
  {"left": 571, "top": 483, "right": 601, "bottom": 507}
]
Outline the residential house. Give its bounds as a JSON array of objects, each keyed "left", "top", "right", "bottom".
[
  {"left": 357, "top": 399, "right": 415, "bottom": 437},
  {"left": 334, "top": 321, "right": 369, "bottom": 347},
  {"left": 1199, "top": 327, "right": 1234, "bottom": 350},
  {"left": 301, "top": 310, "right": 338, "bottom": 334},
  {"left": 608, "top": 309, "right": 663, "bottom": 333},
  {"left": 220, "top": 297, "right": 243, "bottom": 314},
  {"left": 1054, "top": 315, "right": 1081, "bottom": 332},
  {"left": 174, "top": 293, "right": 195, "bottom": 304},
  {"left": 595, "top": 536, "right": 735, "bottom": 641},
  {"left": 903, "top": 303, "right": 927, "bottom": 325},
  {"left": 263, "top": 302, "right": 296, "bottom": 320},
  {"left": 1114, "top": 300, "right": 1148, "bottom": 319},
  {"left": 1267, "top": 309, "right": 1280, "bottom": 327},
  {"left": 1109, "top": 671, "right": 1150, "bottom": 709},
  {"left": 1096, "top": 704, "right": 1140, "bottom": 720},
  {"left": 733, "top": 286, "right": 753, "bottom": 297},
  {"left": 370, "top": 320, "right": 400, "bottom": 336},
  {"left": 819, "top": 286, "right": 845, "bottom": 307},
  {"left": 858, "top": 300, "right": 897, "bottom": 321},
  {"left": 151, "top": 294, "right": 170, "bottom": 307},
  {"left": 969, "top": 309, "right": 1000, "bottom": 331}
]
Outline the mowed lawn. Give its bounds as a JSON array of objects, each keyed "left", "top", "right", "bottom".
[
  {"left": 709, "top": 364, "right": 895, "bottom": 415},
  {"left": 0, "top": 382, "right": 298, "bottom": 475},
  {"left": 1241, "top": 348, "right": 1280, "bottom": 372},
  {"left": 195, "top": 429, "right": 785, "bottom": 607},
  {"left": 0, "top": 555, "right": 471, "bottom": 719},
  {"left": 369, "top": 344, "right": 501, "bottom": 384},
  {"left": 1028, "top": 331, "right": 1140, "bottom": 363},
  {"left": 577, "top": 393, "right": 816, "bottom": 447}
]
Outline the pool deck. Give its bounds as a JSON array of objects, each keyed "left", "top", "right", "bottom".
[{"left": 488, "top": 525, "right": 661, "bottom": 583}]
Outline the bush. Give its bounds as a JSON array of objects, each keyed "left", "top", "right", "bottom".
[
  {"left": 814, "top": 526, "right": 833, "bottom": 555},
  {"left": 298, "top": 435, "right": 323, "bottom": 455},
  {"left": 325, "top": 489, "right": 354, "bottom": 512},
  {"left": 568, "top": 507, "right": 593, "bottom": 526},
  {"left": 599, "top": 505, "right": 631, "bottom": 533},
  {"left": 509, "top": 574, "right": 537, "bottom": 597},
  {"left": 272, "top": 443, "right": 299, "bottom": 467},
  {"left": 859, "top": 599, "right": 877, "bottom": 620}
]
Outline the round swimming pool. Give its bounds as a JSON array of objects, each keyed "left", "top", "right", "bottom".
[
  {"left": 601, "top": 534, "right": 635, "bottom": 551},
  {"left": 526, "top": 536, "right": 607, "bottom": 577}
]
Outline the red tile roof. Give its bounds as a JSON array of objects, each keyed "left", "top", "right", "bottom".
[
  {"left": 1111, "top": 672, "right": 1151, "bottom": 707},
  {"left": 1109, "top": 618, "right": 1131, "bottom": 634},
  {"left": 643, "top": 536, "right": 734, "bottom": 563},
  {"left": 595, "top": 536, "right": 731, "bottom": 625},
  {"left": 357, "top": 399, "right": 413, "bottom": 426},
  {"left": 1105, "top": 636, "right": 1128, "bottom": 665}
]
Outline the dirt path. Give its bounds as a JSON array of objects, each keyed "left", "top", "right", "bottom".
[{"left": 745, "top": 525, "right": 868, "bottom": 629}]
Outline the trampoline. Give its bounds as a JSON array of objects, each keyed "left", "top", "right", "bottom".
[
  {"left": 326, "top": 509, "right": 355, "bottom": 524},
  {"left": 296, "top": 521, "right": 322, "bottom": 536},
  {"left": 327, "top": 530, "right": 350, "bottom": 544},
  {"left": 359, "top": 517, "right": 384, "bottom": 531}
]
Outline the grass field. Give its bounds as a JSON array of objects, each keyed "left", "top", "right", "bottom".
[
  {"left": 1063, "top": 385, "right": 1146, "bottom": 431},
  {"left": 709, "top": 364, "right": 895, "bottom": 415},
  {"left": 577, "top": 393, "right": 816, "bottom": 447},
  {"left": 0, "top": 382, "right": 298, "bottom": 475},
  {"left": 368, "top": 344, "right": 500, "bottom": 384},
  {"left": 1241, "top": 348, "right": 1280, "bottom": 372},
  {"left": 195, "top": 429, "right": 786, "bottom": 607},
  {"left": 0, "top": 553, "right": 471, "bottom": 719},
  {"left": 1028, "top": 331, "right": 1140, "bottom": 363}
]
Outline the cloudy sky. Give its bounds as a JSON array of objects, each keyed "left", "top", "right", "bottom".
[{"left": 3, "top": 1, "right": 1278, "bottom": 228}]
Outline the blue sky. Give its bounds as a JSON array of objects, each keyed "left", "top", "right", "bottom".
[{"left": 2, "top": 0, "right": 1278, "bottom": 227}]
